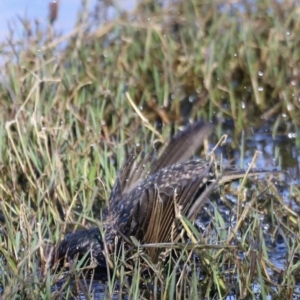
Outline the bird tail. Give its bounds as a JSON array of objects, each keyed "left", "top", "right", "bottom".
[
  {"left": 187, "top": 165, "right": 280, "bottom": 220},
  {"left": 218, "top": 167, "right": 280, "bottom": 184}
]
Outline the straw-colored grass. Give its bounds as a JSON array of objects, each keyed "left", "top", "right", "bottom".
[{"left": 0, "top": 0, "right": 299, "bottom": 298}]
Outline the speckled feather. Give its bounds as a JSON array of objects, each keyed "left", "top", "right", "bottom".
[{"left": 53, "top": 120, "right": 273, "bottom": 269}]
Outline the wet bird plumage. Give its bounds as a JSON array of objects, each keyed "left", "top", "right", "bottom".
[{"left": 54, "top": 120, "right": 274, "bottom": 271}]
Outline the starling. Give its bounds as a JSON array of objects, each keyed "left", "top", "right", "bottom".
[{"left": 53, "top": 120, "right": 274, "bottom": 273}]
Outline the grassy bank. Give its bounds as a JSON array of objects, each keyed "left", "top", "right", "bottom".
[{"left": 0, "top": 0, "right": 299, "bottom": 299}]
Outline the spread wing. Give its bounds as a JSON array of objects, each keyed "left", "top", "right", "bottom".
[
  {"left": 118, "top": 160, "right": 217, "bottom": 262},
  {"left": 150, "top": 119, "right": 214, "bottom": 173},
  {"left": 107, "top": 149, "right": 151, "bottom": 209},
  {"left": 108, "top": 119, "right": 215, "bottom": 214}
]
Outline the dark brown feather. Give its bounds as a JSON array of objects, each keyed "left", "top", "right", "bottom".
[
  {"left": 54, "top": 119, "right": 279, "bottom": 270},
  {"left": 150, "top": 120, "right": 214, "bottom": 173}
]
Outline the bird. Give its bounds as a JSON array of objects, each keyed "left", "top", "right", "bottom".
[{"left": 52, "top": 119, "right": 275, "bottom": 274}]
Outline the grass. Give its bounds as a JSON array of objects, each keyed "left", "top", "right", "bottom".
[{"left": 0, "top": 0, "right": 299, "bottom": 298}]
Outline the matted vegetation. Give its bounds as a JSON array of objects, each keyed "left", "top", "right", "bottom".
[{"left": 0, "top": 0, "right": 299, "bottom": 299}]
